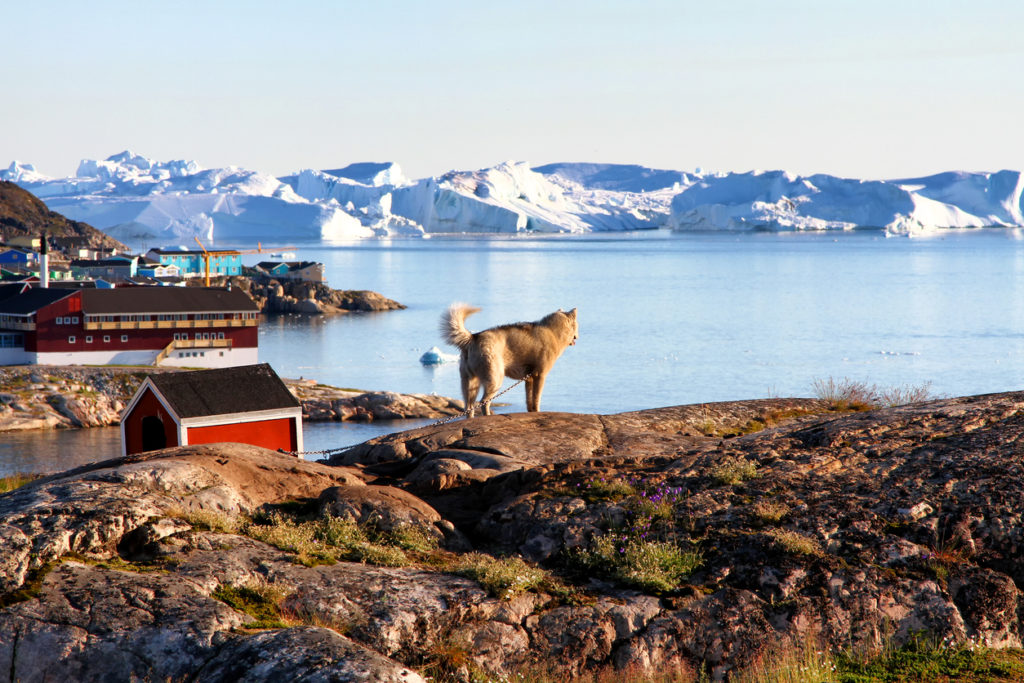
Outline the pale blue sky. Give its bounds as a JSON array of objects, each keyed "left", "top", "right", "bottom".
[{"left": 4, "top": 0, "right": 1022, "bottom": 180}]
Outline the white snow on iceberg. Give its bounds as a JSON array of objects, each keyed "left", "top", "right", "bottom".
[
  {"left": 667, "top": 169, "right": 1024, "bottom": 234},
  {"left": 4, "top": 152, "right": 1024, "bottom": 244}
]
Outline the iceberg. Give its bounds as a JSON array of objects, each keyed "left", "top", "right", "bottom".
[
  {"left": 419, "top": 346, "right": 459, "bottom": 365},
  {"left": 667, "top": 170, "right": 1024, "bottom": 235},
  {"left": 5, "top": 152, "right": 1024, "bottom": 243}
]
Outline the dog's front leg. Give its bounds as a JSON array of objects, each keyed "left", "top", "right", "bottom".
[{"left": 528, "top": 373, "right": 546, "bottom": 412}]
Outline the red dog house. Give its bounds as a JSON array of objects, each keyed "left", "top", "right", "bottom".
[{"left": 120, "top": 363, "right": 303, "bottom": 456}]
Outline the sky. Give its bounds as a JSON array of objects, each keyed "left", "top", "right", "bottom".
[{"left": 4, "top": 0, "right": 1023, "bottom": 181}]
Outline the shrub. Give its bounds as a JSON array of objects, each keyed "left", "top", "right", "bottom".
[
  {"left": 811, "top": 376, "right": 879, "bottom": 411},
  {"left": 751, "top": 500, "right": 789, "bottom": 524},
  {"left": 213, "top": 579, "right": 292, "bottom": 630},
  {"left": 767, "top": 529, "right": 822, "bottom": 557},
  {"left": 454, "top": 552, "right": 547, "bottom": 600},
  {"left": 169, "top": 507, "right": 241, "bottom": 534},
  {"left": 568, "top": 477, "right": 638, "bottom": 503},
  {"left": 571, "top": 534, "right": 701, "bottom": 594},
  {"left": 710, "top": 457, "right": 758, "bottom": 486},
  {"left": 812, "top": 377, "right": 937, "bottom": 411}
]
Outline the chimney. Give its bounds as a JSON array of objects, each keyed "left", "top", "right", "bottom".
[{"left": 39, "top": 232, "right": 49, "bottom": 289}]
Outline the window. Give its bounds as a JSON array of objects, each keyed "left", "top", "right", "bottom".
[
  {"left": 121, "top": 335, "right": 128, "bottom": 342},
  {"left": 103, "top": 335, "right": 110, "bottom": 343},
  {"left": 68, "top": 336, "right": 76, "bottom": 343},
  {"left": 71, "top": 316, "right": 79, "bottom": 324},
  {"left": 217, "top": 332, "right": 224, "bottom": 339},
  {"left": 85, "top": 336, "right": 93, "bottom": 343}
]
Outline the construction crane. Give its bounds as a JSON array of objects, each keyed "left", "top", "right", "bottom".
[{"left": 193, "top": 237, "right": 297, "bottom": 287}]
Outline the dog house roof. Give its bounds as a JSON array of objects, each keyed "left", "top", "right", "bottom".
[{"left": 145, "top": 363, "right": 299, "bottom": 419}]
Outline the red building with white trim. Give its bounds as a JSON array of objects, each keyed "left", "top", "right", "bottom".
[
  {"left": 120, "top": 363, "right": 302, "bottom": 456},
  {"left": 0, "top": 284, "right": 259, "bottom": 368}
]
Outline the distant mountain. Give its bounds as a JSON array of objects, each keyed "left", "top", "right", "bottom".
[
  {"left": 4, "top": 153, "right": 1023, "bottom": 246},
  {"left": 0, "top": 179, "right": 126, "bottom": 252}
]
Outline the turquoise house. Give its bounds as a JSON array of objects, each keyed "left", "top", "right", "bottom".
[{"left": 145, "top": 246, "right": 242, "bottom": 278}]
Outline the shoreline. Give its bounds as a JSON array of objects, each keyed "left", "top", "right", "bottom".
[{"left": 0, "top": 365, "right": 463, "bottom": 433}]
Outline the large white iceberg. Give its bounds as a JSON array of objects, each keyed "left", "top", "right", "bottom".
[
  {"left": 4, "top": 152, "right": 1024, "bottom": 243},
  {"left": 667, "top": 169, "right": 1024, "bottom": 234}
]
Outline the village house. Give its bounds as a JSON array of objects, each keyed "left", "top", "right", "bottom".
[
  {"left": 120, "top": 363, "right": 302, "bottom": 456},
  {"left": 0, "top": 283, "right": 259, "bottom": 367},
  {"left": 69, "top": 255, "right": 138, "bottom": 281},
  {"left": 145, "top": 246, "right": 243, "bottom": 279},
  {"left": 255, "top": 260, "right": 325, "bottom": 283}
]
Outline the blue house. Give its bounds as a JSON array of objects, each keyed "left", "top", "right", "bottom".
[
  {"left": 145, "top": 246, "right": 242, "bottom": 278},
  {"left": 0, "top": 248, "right": 38, "bottom": 267}
]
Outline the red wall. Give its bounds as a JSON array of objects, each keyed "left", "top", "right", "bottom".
[
  {"left": 185, "top": 417, "right": 297, "bottom": 452},
  {"left": 27, "top": 291, "right": 82, "bottom": 352},
  {"left": 34, "top": 303, "right": 257, "bottom": 354},
  {"left": 123, "top": 388, "right": 180, "bottom": 455}
]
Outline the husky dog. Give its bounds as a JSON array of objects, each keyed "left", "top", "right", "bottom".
[{"left": 441, "top": 304, "right": 578, "bottom": 418}]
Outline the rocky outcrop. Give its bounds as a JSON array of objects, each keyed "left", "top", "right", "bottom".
[
  {"left": 236, "top": 277, "right": 406, "bottom": 315},
  {"left": 3, "top": 393, "right": 1024, "bottom": 679},
  {"left": 0, "top": 366, "right": 462, "bottom": 432}
]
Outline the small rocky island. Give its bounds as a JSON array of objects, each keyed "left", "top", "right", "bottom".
[
  {"left": 1, "top": 391, "right": 1023, "bottom": 680},
  {"left": 207, "top": 276, "right": 406, "bottom": 316}
]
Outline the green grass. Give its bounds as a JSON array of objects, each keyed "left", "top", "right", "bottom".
[
  {"left": 213, "top": 580, "right": 292, "bottom": 630},
  {"left": 569, "top": 534, "right": 702, "bottom": 594},
  {"left": 835, "top": 634, "right": 1024, "bottom": 682},
  {"left": 0, "top": 473, "right": 39, "bottom": 493},
  {"left": 710, "top": 457, "right": 758, "bottom": 486},
  {"left": 453, "top": 552, "right": 548, "bottom": 600}
]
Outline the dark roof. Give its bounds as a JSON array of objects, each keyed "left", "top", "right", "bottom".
[
  {"left": 146, "top": 363, "right": 299, "bottom": 419},
  {"left": 0, "top": 287, "right": 75, "bottom": 314},
  {"left": 256, "top": 261, "right": 320, "bottom": 271},
  {"left": 79, "top": 286, "right": 257, "bottom": 314},
  {"left": 70, "top": 259, "right": 134, "bottom": 268}
]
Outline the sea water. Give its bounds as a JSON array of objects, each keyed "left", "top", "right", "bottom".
[{"left": 4, "top": 229, "right": 1024, "bottom": 473}]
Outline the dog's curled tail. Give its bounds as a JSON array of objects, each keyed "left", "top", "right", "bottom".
[{"left": 441, "top": 303, "right": 481, "bottom": 349}]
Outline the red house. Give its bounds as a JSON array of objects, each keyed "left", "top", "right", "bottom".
[
  {"left": 0, "top": 283, "right": 259, "bottom": 367},
  {"left": 120, "top": 363, "right": 303, "bottom": 456}
]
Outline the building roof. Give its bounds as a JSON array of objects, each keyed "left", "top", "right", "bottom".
[
  {"left": 0, "top": 287, "right": 74, "bottom": 314},
  {"left": 149, "top": 246, "right": 241, "bottom": 255},
  {"left": 146, "top": 363, "right": 299, "bottom": 419},
  {"left": 70, "top": 259, "right": 135, "bottom": 268},
  {"left": 256, "top": 261, "right": 320, "bottom": 271},
  {"left": 79, "top": 286, "right": 258, "bottom": 314}
]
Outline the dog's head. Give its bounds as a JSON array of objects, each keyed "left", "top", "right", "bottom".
[{"left": 563, "top": 307, "right": 578, "bottom": 346}]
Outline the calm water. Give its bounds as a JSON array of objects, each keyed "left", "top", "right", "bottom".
[{"left": 4, "top": 228, "right": 1024, "bottom": 474}]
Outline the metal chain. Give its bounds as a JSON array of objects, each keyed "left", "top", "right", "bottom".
[{"left": 427, "top": 376, "right": 530, "bottom": 426}]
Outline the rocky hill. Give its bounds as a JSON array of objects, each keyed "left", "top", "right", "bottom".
[
  {"left": 1, "top": 391, "right": 1023, "bottom": 680},
  {"left": 0, "top": 180, "right": 126, "bottom": 252}
]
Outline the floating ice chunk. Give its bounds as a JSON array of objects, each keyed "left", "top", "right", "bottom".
[{"left": 420, "top": 346, "right": 459, "bottom": 365}]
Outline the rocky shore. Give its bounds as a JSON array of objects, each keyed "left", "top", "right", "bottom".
[
  {"left": 0, "top": 366, "right": 461, "bottom": 432},
  {"left": 2, "top": 391, "right": 1023, "bottom": 680},
  {"left": 219, "top": 276, "right": 406, "bottom": 315}
]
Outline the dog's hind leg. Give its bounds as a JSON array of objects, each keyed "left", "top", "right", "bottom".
[
  {"left": 461, "top": 371, "right": 480, "bottom": 418},
  {"left": 480, "top": 370, "right": 503, "bottom": 416}
]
